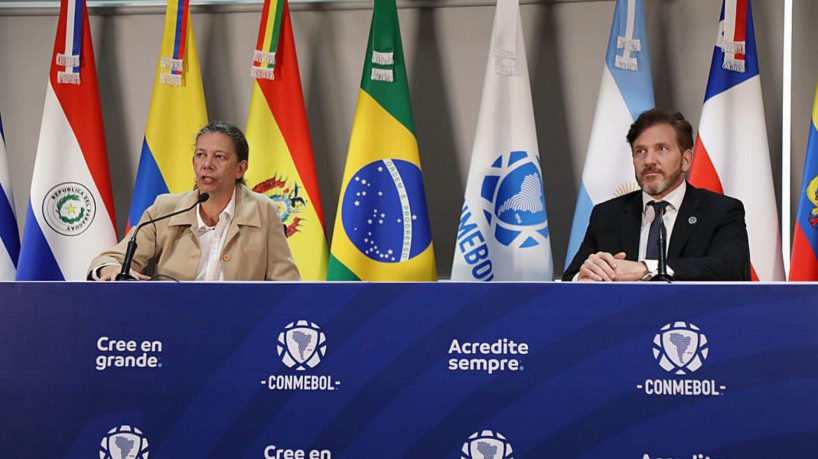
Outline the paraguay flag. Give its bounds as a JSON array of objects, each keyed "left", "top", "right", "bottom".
[
  {"left": 689, "top": 0, "right": 785, "bottom": 281},
  {"left": 0, "top": 112, "right": 20, "bottom": 280},
  {"left": 451, "top": 0, "right": 553, "bottom": 281},
  {"left": 128, "top": 0, "right": 207, "bottom": 229},
  {"left": 16, "top": 0, "right": 117, "bottom": 281},
  {"left": 789, "top": 82, "right": 818, "bottom": 280},
  {"left": 565, "top": 0, "right": 654, "bottom": 268},
  {"left": 327, "top": 0, "right": 436, "bottom": 281},
  {"left": 245, "top": 0, "right": 329, "bottom": 280}
]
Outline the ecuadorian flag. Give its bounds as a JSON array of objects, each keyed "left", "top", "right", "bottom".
[
  {"left": 245, "top": 0, "right": 329, "bottom": 280},
  {"left": 128, "top": 0, "right": 207, "bottom": 228},
  {"left": 790, "top": 82, "right": 818, "bottom": 280},
  {"left": 328, "top": 0, "right": 436, "bottom": 281}
]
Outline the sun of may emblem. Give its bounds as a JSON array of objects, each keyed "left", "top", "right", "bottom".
[{"left": 42, "top": 182, "right": 96, "bottom": 236}]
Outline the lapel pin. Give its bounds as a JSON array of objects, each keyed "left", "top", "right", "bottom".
[{"left": 688, "top": 216, "right": 697, "bottom": 225}]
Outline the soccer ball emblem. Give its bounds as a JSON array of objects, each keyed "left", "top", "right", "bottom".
[
  {"left": 653, "top": 321, "right": 709, "bottom": 375},
  {"left": 461, "top": 430, "right": 513, "bottom": 459},
  {"left": 99, "top": 425, "right": 149, "bottom": 459},
  {"left": 277, "top": 320, "right": 327, "bottom": 371}
]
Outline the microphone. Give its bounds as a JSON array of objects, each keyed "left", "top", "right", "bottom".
[
  {"left": 651, "top": 204, "right": 673, "bottom": 283},
  {"left": 115, "top": 193, "right": 210, "bottom": 281}
]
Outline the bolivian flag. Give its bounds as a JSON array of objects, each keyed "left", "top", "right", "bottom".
[
  {"left": 128, "top": 0, "right": 207, "bottom": 229},
  {"left": 328, "top": 0, "right": 436, "bottom": 281},
  {"left": 245, "top": 0, "right": 328, "bottom": 280}
]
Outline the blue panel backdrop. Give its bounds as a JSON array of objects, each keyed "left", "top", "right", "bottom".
[{"left": 0, "top": 283, "right": 816, "bottom": 458}]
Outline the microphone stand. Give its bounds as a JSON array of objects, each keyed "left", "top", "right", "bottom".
[
  {"left": 115, "top": 193, "right": 209, "bottom": 281},
  {"left": 651, "top": 205, "right": 673, "bottom": 283}
]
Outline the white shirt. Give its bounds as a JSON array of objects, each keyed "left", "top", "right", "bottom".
[
  {"left": 194, "top": 190, "right": 236, "bottom": 281},
  {"left": 639, "top": 181, "right": 686, "bottom": 277}
]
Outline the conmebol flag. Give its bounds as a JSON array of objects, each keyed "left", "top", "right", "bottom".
[
  {"left": 789, "top": 82, "right": 818, "bottom": 280},
  {"left": 451, "top": 0, "right": 552, "bottom": 281},
  {"left": 16, "top": 0, "right": 117, "bottom": 280},
  {"left": 328, "top": 0, "right": 436, "bottom": 281},
  {"left": 0, "top": 112, "right": 20, "bottom": 280},
  {"left": 245, "top": 0, "right": 329, "bottom": 280},
  {"left": 689, "top": 0, "right": 784, "bottom": 281},
  {"left": 565, "top": 0, "right": 654, "bottom": 268},
  {"left": 128, "top": 0, "right": 207, "bottom": 229}
]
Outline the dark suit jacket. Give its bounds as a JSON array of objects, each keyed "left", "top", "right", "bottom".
[{"left": 563, "top": 183, "right": 750, "bottom": 281}]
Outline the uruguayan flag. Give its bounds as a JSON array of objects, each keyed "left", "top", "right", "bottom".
[
  {"left": 451, "top": 0, "right": 553, "bottom": 281},
  {"left": 565, "top": 0, "right": 655, "bottom": 268},
  {"left": 0, "top": 112, "right": 20, "bottom": 280}
]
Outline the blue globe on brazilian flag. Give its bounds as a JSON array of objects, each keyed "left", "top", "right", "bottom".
[{"left": 328, "top": 0, "right": 435, "bottom": 281}]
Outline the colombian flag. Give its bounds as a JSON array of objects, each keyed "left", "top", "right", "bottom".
[
  {"left": 790, "top": 82, "right": 818, "bottom": 280},
  {"left": 128, "top": 0, "right": 207, "bottom": 228},
  {"left": 328, "top": 0, "right": 436, "bottom": 281},
  {"left": 244, "top": 0, "right": 328, "bottom": 280}
]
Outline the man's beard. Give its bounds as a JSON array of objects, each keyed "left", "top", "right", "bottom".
[{"left": 638, "top": 166, "right": 683, "bottom": 197}]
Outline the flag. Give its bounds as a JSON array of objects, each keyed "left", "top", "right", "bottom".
[
  {"left": 0, "top": 112, "right": 20, "bottom": 280},
  {"left": 244, "top": 0, "right": 329, "bottom": 280},
  {"left": 128, "top": 0, "right": 207, "bottom": 228},
  {"left": 327, "top": 0, "right": 436, "bottom": 281},
  {"left": 450, "top": 0, "right": 552, "bottom": 281},
  {"left": 689, "top": 0, "right": 785, "bottom": 281},
  {"left": 789, "top": 82, "right": 818, "bottom": 280},
  {"left": 16, "top": 0, "right": 117, "bottom": 280},
  {"left": 565, "top": 0, "right": 655, "bottom": 268}
]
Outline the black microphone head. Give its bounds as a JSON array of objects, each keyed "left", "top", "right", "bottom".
[{"left": 197, "top": 192, "right": 210, "bottom": 203}]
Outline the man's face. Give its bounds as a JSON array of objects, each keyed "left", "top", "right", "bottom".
[
  {"left": 193, "top": 132, "right": 247, "bottom": 198},
  {"left": 631, "top": 123, "right": 692, "bottom": 199}
]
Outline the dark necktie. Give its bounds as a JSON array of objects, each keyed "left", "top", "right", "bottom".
[{"left": 646, "top": 201, "right": 670, "bottom": 260}]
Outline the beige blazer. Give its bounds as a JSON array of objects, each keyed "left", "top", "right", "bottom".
[{"left": 89, "top": 185, "right": 300, "bottom": 281}]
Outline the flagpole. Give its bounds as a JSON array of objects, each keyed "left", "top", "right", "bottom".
[{"left": 782, "top": 0, "right": 792, "bottom": 276}]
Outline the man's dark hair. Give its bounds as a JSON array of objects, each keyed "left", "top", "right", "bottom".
[
  {"left": 195, "top": 121, "right": 249, "bottom": 185},
  {"left": 626, "top": 108, "right": 694, "bottom": 152}
]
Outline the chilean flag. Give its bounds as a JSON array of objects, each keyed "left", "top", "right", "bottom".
[
  {"left": 789, "top": 83, "right": 818, "bottom": 280},
  {"left": 689, "top": 0, "right": 784, "bottom": 281},
  {"left": 16, "top": 0, "right": 118, "bottom": 280}
]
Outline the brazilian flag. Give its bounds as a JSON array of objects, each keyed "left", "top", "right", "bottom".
[{"left": 328, "top": 0, "right": 436, "bottom": 281}]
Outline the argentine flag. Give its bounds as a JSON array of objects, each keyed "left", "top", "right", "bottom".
[
  {"left": 0, "top": 112, "right": 20, "bottom": 280},
  {"left": 565, "top": 0, "right": 654, "bottom": 268},
  {"left": 451, "top": 0, "right": 553, "bottom": 281},
  {"left": 16, "top": 0, "right": 118, "bottom": 280}
]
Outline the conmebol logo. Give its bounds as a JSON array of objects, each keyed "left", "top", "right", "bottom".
[
  {"left": 277, "top": 320, "right": 327, "bottom": 371},
  {"left": 653, "top": 322, "right": 709, "bottom": 375},
  {"left": 461, "top": 430, "right": 513, "bottom": 459}
]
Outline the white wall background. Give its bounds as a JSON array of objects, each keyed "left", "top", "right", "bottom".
[{"left": 0, "top": 0, "right": 800, "bottom": 278}]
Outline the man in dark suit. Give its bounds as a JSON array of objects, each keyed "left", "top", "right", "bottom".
[{"left": 563, "top": 109, "right": 750, "bottom": 281}]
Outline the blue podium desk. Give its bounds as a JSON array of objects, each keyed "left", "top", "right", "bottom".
[{"left": 1, "top": 282, "right": 816, "bottom": 459}]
